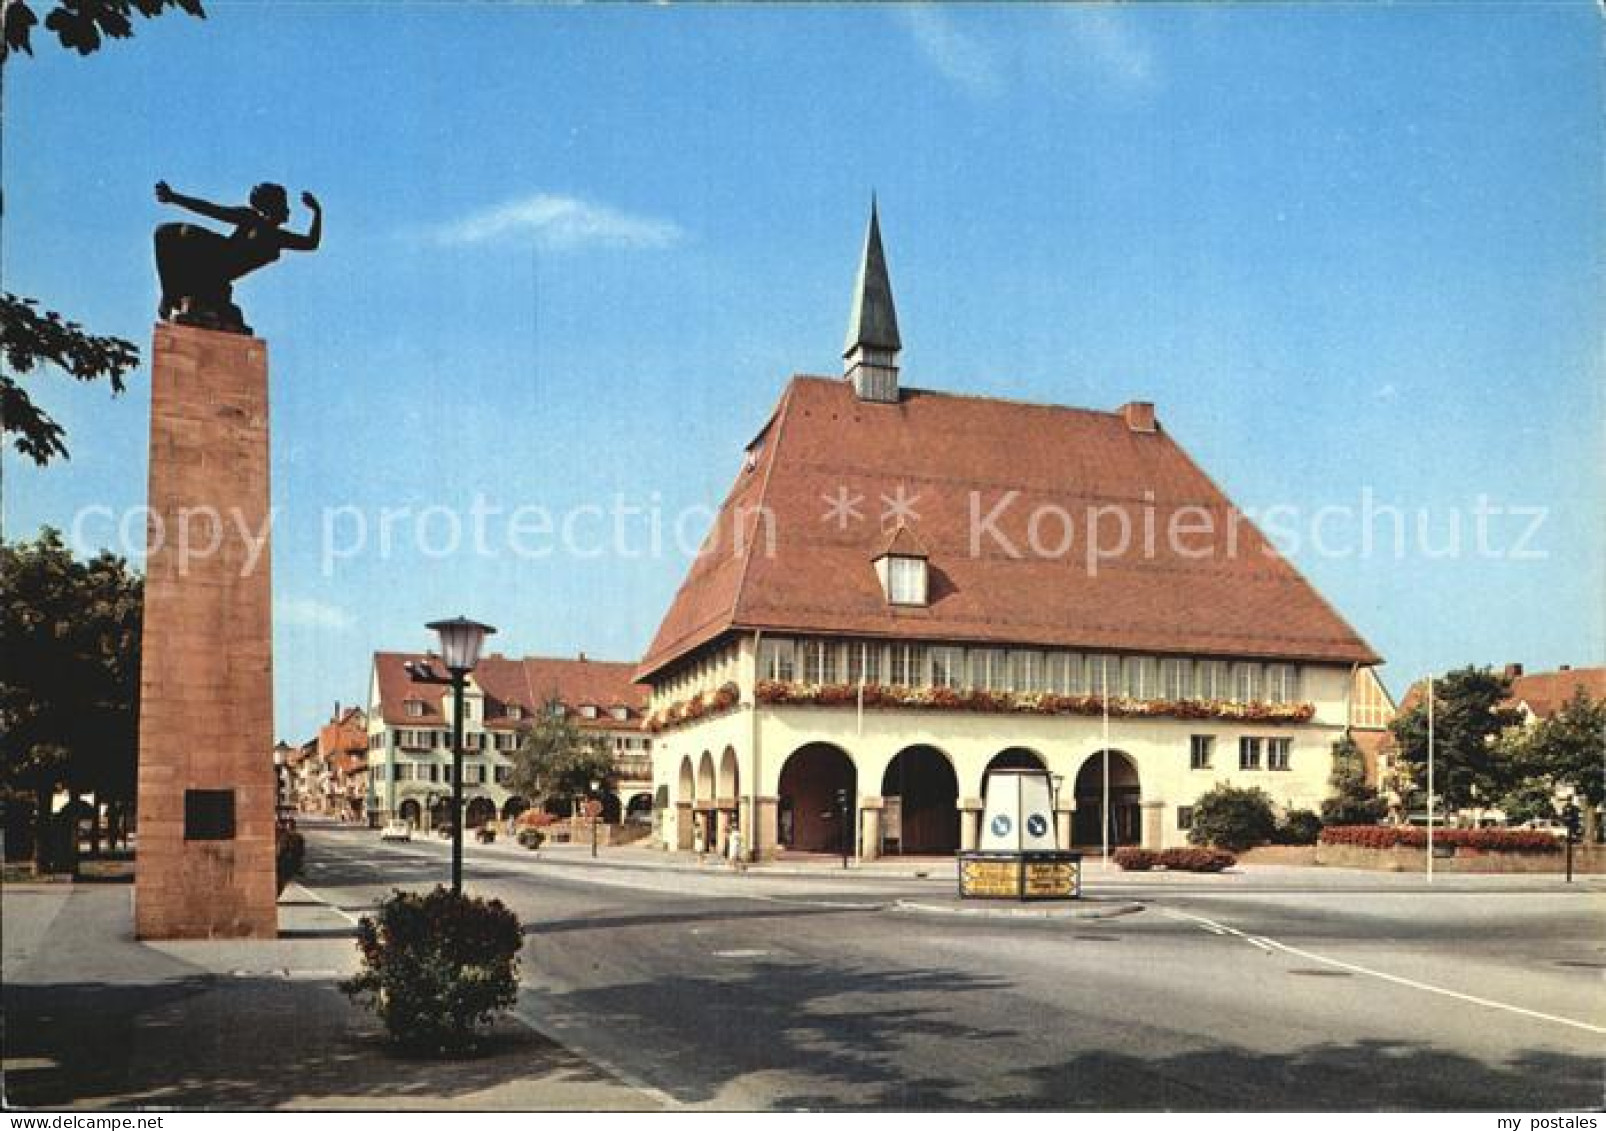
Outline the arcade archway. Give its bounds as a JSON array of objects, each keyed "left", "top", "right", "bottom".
[
  {"left": 983, "top": 747, "right": 1048, "bottom": 801},
  {"left": 501, "top": 796, "right": 530, "bottom": 821},
  {"left": 777, "top": 743, "right": 856, "bottom": 853},
  {"left": 880, "top": 745, "right": 959, "bottom": 854},
  {"left": 1072, "top": 750, "right": 1141, "bottom": 848},
  {"left": 465, "top": 797, "right": 496, "bottom": 828},
  {"left": 398, "top": 798, "right": 421, "bottom": 828}
]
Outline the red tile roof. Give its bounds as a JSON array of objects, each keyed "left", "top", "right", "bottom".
[
  {"left": 1508, "top": 667, "right": 1606, "bottom": 720},
  {"left": 639, "top": 376, "right": 1380, "bottom": 679},
  {"left": 372, "top": 652, "right": 648, "bottom": 730}
]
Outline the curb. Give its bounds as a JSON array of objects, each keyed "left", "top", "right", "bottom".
[{"left": 891, "top": 898, "right": 1145, "bottom": 920}]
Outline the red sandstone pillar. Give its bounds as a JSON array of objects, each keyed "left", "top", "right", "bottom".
[{"left": 134, "top": 323, "right": 278, "bottom": 939}]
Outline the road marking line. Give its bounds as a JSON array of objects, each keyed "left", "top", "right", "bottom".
[
  {"left": 1160, "top": 907, "right": 1606, "bottom": 1036},
  {"left": 511, "top": 1001, "right": 681, "bottom": 1109}
]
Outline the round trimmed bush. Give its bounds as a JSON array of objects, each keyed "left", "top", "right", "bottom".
[
  {"left": 340, "top": 886, "right": 523, "bottom": 1053},
  {"left": 1188, "top": 785, "right": 1277, "bottom": 852}
]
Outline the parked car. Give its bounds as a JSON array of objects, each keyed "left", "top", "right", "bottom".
[{"left": 379, "top": 820, "right": 412, "bottom": 842}]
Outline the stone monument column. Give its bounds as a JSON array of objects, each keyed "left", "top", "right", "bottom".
[{"left": 134, "top": 322, "right": 278, "bottom": 939}]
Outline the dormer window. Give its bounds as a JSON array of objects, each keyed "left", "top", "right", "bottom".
[
  {"left": 549, "top": 702, "right": 566, "bottom": 718},
  {"left": 611, "top": 706, "right": 629, "bottom": 722},
  {"left": 404, "top": 699, "right": 426, "bottom": 718},
  {"left": 887, "top": 556, "right": 926, "bottom": 605},
  {"left": 873, "top": 524, "right": 929, "bottom": 607},
  {"left": 505, "top": 704, "right": 523, "bottom": 721},
  {"left": 580, "top": 704, "right": 599, "bottom": 720}
]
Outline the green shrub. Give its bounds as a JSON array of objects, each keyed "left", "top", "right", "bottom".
[
  {"left": 1273, "top": 809, "right": 1323, "bottom": 845},
  {"left": 1188, "top": 785, "right": 1277, "bottom": 852},
  {"left": 340, "top": 886, "right": 523, "bottom": 1053},
  {"left": 275, "top": 828, "right": 305, "bottom": 894},
  {"left": 1157, "top": 847, "right": 1236, "bottom": 872},
  {"left": 1112, "top": 847, "right": 1157, "bottom": 871},
  {"left": 516, "top": 828, "right": 545, "bottom": 850}
]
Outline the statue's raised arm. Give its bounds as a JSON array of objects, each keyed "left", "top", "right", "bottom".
[{"left": 153, "top": 181, "right": 324, "bottom": 335}]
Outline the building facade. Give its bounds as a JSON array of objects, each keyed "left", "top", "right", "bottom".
[
  {"left": 365, "top": 651, "right": 652, "bottom": 829},
  {"left": 638, "top": 206, "right": 1383, "bottom": 860}
]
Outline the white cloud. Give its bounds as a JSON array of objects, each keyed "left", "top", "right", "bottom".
[
  {"left": 431, "top": 193, "right": 685, "bottom": 251},
  {"left": 1375, "top": 383, "right": 1400, "bottom": 403},
  {"left": 1059, "top": 8, "right": 1157, "bottom": 92},
  {"left": 276, "top": 595, "right": 355, "bottom": 631},
  {"left": 901, "top": 7, "right": 1001, "bottom": 97}
]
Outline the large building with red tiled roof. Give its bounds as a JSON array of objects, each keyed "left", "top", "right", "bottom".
[
  {"left": 365, "top": 651, "right": 652, "bottom": 829},
  {"left": 641, "top": 206, "right": 1384, "bottom": 859}
]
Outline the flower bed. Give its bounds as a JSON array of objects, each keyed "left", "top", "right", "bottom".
[
  {"left": 1157, "top": 847, "right": 1236, "bottom": 872},
  {"left": 753, "top": 680, "right": 1316, "bottom": 725},
  {"left": 646, "top": 681, "right": 741, "bottom": 734},
  {"left": 1113, "top": 846, "right": 1235, "bottom": 872},
  {"left": 1319, "top": 826, "right": 1561, "bottom": 855},
  {"left": 1113, "top": 848, "right": 1157, "bottom": 871}
]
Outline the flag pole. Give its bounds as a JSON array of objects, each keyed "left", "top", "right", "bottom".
[
  {"left": 1101, "top": 656, "right": 1111, "bottom": 869},
  {"left": 1426, "top": 675, "right": 1435, "bottom": 885}
]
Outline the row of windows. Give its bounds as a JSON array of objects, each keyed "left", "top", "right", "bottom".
[
  {"left": 760, "top": 638, "right": 1303, "bottom": 704},
  {"left": 379, "top": 762, "right": 513, "bottom": 785},
  {"left": 401, "top": 697, "right": 630, "bottom": 724},
  {"left": 1188, "top": 735, "right": 1293, "bottom": 772},
  {"left": 385, "top": 729, "right": 640, "bottom": 755},
  {"left": 659, "top": 642, "right": 741, "bottom": 709}
]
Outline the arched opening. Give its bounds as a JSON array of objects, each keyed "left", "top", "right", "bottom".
[
  {"left": 600, "top": 790, "right": 622, "bottom": 824},
  {"left": 677, "top": 757, "right": 695, "bottom": 804},
  {"left": 501, "top": 796, "right": 530, "bottom": 821},
  {"left": 465, "top": 797, "right": 496, "bottom": 828},
  {"left": 880, "top": 745, "right": 959, "bottom": 854},
  {"left": 983, "top": 748, "right": 1048, "bottom": 803},
  {"left": 696, "top": 751, "right": 716, "bottom": 801},
  {"left": 1072, "top": 750, "right": 1142, "bottom": 848},
  {"left": 626, "top": 792, "right": 654, "bottom": 823},
  {"left": 398, "top": 798, "right": 421, "bottom": 828},
  {"left": 718, "top": 746, "right": 740, "bottom": 800},
  {"left": 429, "top": 796, "right": 453, "bottom": 829},
  {"left": 777, "top": 743, "right": 856, "bottom": 853},
  {"left": 543, "top": 795, "right": 575, "bottom": 819}
]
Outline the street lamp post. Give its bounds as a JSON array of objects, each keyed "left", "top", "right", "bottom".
[
  {"left": 590, "top": 777, "right": 601, "bottom": 859},
  {"left": 406, "top": 616, "right": 496, "bottom": 897}
]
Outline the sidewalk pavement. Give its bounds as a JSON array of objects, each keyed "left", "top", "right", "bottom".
[{"left": 0, "top": 879, "right": 664, "bottom": 1111}]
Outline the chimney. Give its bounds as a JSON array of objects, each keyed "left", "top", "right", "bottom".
[
  {"left": 843, "top": 198, "right": 902, "bottom": 404},
  {"left": 1502, "top": 663, "right": 1524, "bottom": 680},
  {"left": 1559, "top": 664, "right": 1571, "bottom": 672},
  {"left": 579, "top": 651, "right": 588, "bottom": 662},
  {"left": 1121, "top": 401, "right": 1157, "bottom": 433}
]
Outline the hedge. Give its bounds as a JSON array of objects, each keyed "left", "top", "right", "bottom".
[
  {"left": 1319, "top": 826, "right": 1561, "bottom": 854},
  {"left": 1113, "top": 848, "right": 1156, "bottom": 871},
  {"left": 1157, "top": 847, "right": 1236, "bottom": 872}
]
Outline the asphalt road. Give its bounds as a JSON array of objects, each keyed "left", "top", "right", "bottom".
[{"left": 302, "top": 825, "right": 1606, "bottom": 1111}]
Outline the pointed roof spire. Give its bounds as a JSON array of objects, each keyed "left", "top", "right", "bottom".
[{"left": 844, "top": 195, "right": 901, "bottom": 357}]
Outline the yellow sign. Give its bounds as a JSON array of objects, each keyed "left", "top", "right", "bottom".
[
  {"left": 1024, "top": 861, "right": 1077, "bottom": 898},
  {"left": 959, "top": 859, "right": 1019, "bottom": 899}
]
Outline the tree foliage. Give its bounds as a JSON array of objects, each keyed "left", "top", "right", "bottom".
[
  {"left": 1493, "top": 688, "right": 1605, "bottom": 839},
  {"left": 1388, "top": 666, "right": 1523, "bottom": 812},
  {"left": 1, "top": 528, "right": 142, "bottom": 865},
  {"left": 1321, "top": 733, "right": 1387, "bottom": 826},
  {"left": 1, "top": 294, "right": 139, "bottom": 465},
  {"left": 506, "top": 697, "right": 614, "bottom": 808},
  {"left": 1, "top": 0, "right": 204, "bottom": 60},
  {"left": 1187, "top": 784, "right": 1277, "bottom": 852}
]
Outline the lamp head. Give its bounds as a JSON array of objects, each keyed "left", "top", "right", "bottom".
[{"left": 425, "top": 615, "right": 497, "bottom": 675}]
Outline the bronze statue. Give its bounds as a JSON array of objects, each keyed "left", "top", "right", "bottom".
[{"left": 153, "top": 181, "right": 322, "bottom": 335}]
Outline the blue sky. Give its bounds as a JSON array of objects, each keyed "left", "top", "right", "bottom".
[{"left": 5, "top": 3, "right": 1601, "bottom": 740}]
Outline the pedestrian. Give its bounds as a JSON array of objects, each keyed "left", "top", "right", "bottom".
[{"left": 727, "top": 825, "right": 745, "bottom": 872}]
